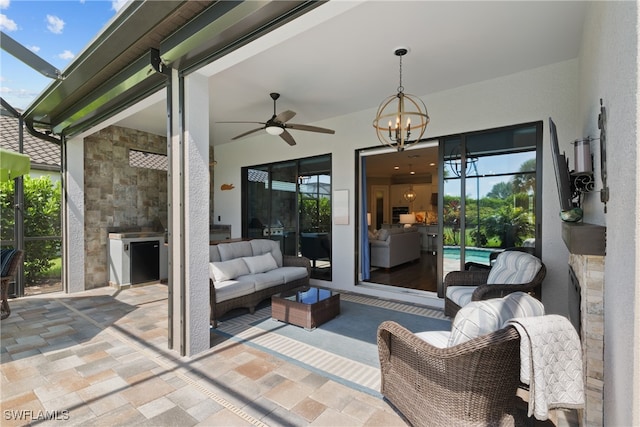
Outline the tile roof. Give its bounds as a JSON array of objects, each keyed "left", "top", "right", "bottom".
[{"left": 0, "top": 115, "right": 60, "bottom": 168}]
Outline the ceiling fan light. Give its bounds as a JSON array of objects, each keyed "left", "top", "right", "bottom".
[{"left": 266, "top": 125, "right": 284, "bottom": 136}]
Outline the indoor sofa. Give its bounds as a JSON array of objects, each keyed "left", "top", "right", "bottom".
[
  {"left": 209, "top": 239, "right": 310, "bottom": 327},
  {"left": 370, "top": 227, "right": 421, "bottom": 268}
]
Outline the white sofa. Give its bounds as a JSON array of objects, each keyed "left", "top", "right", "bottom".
[
  {"left": 370, "top": 227, "right": 421, "bottom": 268},
  {"left": 209, "top": 239, "right": 310, "bottom": 327}
]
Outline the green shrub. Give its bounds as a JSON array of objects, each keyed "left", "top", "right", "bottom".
[{"left": 0, "top": 176, "right": 61, "bottom": 283}]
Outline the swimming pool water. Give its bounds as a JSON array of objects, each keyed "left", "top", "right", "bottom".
[{"left": 443, "top": 247, "right": 494, "bottom": 265}]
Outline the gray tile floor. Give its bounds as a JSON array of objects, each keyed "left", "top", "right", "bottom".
[{"left": 1, "top": 284, "right": 579, "bottom": 426}]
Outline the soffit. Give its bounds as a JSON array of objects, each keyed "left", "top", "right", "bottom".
[
  {"left": 24, "top": 1, "right": 208, "bottom": 129},
  {"left": 22, "top": 1, "right": 322, "bottom": 138}
]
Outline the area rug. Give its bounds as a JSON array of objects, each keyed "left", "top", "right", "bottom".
[{"left": 211, "top": 293, "right": 450, "bottom": 396}]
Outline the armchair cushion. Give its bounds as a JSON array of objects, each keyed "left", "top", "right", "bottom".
[
  {"left": 487, "top": 251, "right": 542, "bottom": 284},
  {"left": 448, "top": 292, "right": 545, "bottom": 346},
  {"left": 445, "top": 286, "right": 475, "bottom": 308},
  {"left": 1, "top": 249, "right": 18, "bottom": 276},
  {"left": 415, "top": 330, "right": 451, "bottom": 348}
]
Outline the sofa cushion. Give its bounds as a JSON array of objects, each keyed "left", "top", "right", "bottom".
[
  {"left": 212, "top": 277, "right": 255, "bottom": 303},
  {"left": 252, "top": 270, "right": 285, "bottom": 291},
  {"left": 218, "top": 241, "right": 253, "bottom": 261},
  {"left": 243, "top": 252, "right": 278, "bottom": 274},
  {"left": 388, "top": 227, "right": 406, "bottom": 235},
  {"left": 250, "top": 239, "right": 283, "bottom": 267},
  {"left": 487, "top": 251, "right": 541, "bottom": 284},
  {"left": 210, "top": 258, "right": 251, "bottom": 282},
  {"left": 377, "top": 229, "right": 389, "bottom": 241},
  {"left": 209, "top": 245, "right": 222, "bottom": 262},
  {"left": 278, "top": 266, "right": 309, "bottom": 284},
  {"left": 448, "top": 292, "right": 545, "bottom": 346}
]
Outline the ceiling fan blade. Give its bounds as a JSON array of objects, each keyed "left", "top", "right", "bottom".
[
  {"left": 285, "top": 123, "right": 335, "bottom": 134},
  {"left": 275, "top": 110, "right": 296, "bottom": 123},
  {"left": 231, "top": 127, "right": 264, "bottom": 140},
  {"left": 217, "top": 121, "right": 266, "bottom": 125},
  {"left": 279, "top": 129, "right": 296, "bottom": 146}
]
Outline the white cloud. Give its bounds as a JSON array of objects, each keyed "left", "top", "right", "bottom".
[
  {"left": 0, "top": 13, "right": 17, "bottom": 31},
  {"left": 0, "top": 86, "right": 39, "bottom": 98},
  {"left": 112, "top": 0, "right": 127, "bottom": 12},
  {"left": 46, "top": 14, "right": 64, "bottom": 34},
  {"left": 29, "top": 45, "right": 40, "bottom": 53},
  {"left": 58, "top": 50, "right": 75, "bottom": 60},
  {"left": 0, "top": 0, "right": 10, "bottom": 10}
]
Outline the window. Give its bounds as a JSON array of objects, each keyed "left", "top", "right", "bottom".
[{"left": 129, "top": 149, "right": 167, "bottom": 171}]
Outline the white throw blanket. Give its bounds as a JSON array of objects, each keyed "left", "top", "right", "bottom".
[{"left": 505, "top": 314, "right": 584, "bottom": 420}]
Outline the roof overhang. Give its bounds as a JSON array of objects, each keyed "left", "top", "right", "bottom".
[{"left": 21, "top": 0, "right": 324, "bottom": 138}]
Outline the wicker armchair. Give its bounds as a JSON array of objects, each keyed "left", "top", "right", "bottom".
[
  {"left": 1, "top": 249, "right": 23, "bottom": 320},
  {"left": 444, "top": 251, "right": 546, "bottom": 318},
  {"left": 377, "top": 320, "right": 526, "bottom": 427}
]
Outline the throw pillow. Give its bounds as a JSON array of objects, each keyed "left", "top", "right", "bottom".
[
  {"left": 243, "top": 252, "right": 278, "bottom": 274},
  {"left": 448, "top": 292, "right": 545, "bottom": 346},
  {"left": 209, "top": 258, "right": 251, "bottom": 282}
]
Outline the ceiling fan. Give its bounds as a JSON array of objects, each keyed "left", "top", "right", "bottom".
[{"left": 218, "top": 92, "right": 335, "bottom": 146}]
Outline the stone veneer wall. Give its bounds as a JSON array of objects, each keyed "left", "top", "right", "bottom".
[
  {"left": 84, "top": 125, "right": 168, "bottom": 289},
  {"left": 569, "top": 254, "right": 605, "bottom": 427}
]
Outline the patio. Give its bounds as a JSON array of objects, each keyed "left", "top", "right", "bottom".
[
  {"left": 0, "top": 284, "right": 581, "bottom": 426},
  {"left": 0, "top": 284, "right": 406, "bottom": 426}
]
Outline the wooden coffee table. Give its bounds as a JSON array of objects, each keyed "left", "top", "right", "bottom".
[{"left": 271, "top": 286, "right": 340, "bottom": 330}]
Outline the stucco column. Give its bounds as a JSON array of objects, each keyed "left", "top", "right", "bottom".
[
  {"left": 63, "top": 137, "right": 85, "bottom": 293},
  {"left": 168, "top": 69, "right": 210, "bottom": 356}
]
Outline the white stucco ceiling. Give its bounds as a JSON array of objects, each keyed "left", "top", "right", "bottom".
[{"left": 116, "top": 1, "right": 586, "bottom": 155}]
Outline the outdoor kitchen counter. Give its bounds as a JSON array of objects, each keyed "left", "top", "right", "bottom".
[{"left": 108, "top": 231, "right": 165, "bottom": 240}]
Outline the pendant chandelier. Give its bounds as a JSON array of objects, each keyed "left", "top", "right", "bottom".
[
  {"left": 403, "top": 163, "right": 417, "bottom": 202},
  {"left": 373, "top": 47, "right": 429, "bottom": 152},
  {"left": 403, "top": 186, "right": 416, "bottom": 202}
]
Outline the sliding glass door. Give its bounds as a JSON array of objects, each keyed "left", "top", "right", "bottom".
[
  {"left": 356, "top": 122, "right": 541, "bottom": 298},
  {"left": 440, "top": 123, "right": 541, "bottom": 295},
  {"left": 243, "top": 154, "right": 332, "bottom": 280}
]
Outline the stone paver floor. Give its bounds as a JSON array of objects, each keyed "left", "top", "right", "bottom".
[
  {"left": 1, "top": 283, "right": 580, "bottom": 426},
  {"left": 0, "top": 284, "right": 406, "bottom": 426}
]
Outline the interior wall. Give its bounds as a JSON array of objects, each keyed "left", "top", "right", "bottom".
[
  {"left": 214, "top": 58, "right": 580, "bottom": 311},
  {"left": 579, "top": 2, "right": 639, "bottom": 424},
  {"left": 83, "top": 125, "right": 168, "bottom": 289}
]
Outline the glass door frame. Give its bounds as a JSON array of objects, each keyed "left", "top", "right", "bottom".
[{"left": 437, "top": 121, "right": 543, "bottom": 297}]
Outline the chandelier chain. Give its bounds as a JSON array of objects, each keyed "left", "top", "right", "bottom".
[{"left": 397, "top": 55, "right": 404, "bottom": 94}]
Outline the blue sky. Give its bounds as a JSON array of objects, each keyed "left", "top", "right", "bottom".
[{"left": 1, "top": 0, "right": 124, "bottom": 111}]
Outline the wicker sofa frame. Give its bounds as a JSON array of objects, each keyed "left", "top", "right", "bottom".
[
  {"left": 377, "top": 320, "right": 528, "bottom": 427},
  {"left": 443, "top": 262, "right": 546, "bottom": 318},
  {"left": 209, "top": 253, "right": 310, "bottom": 327}
]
